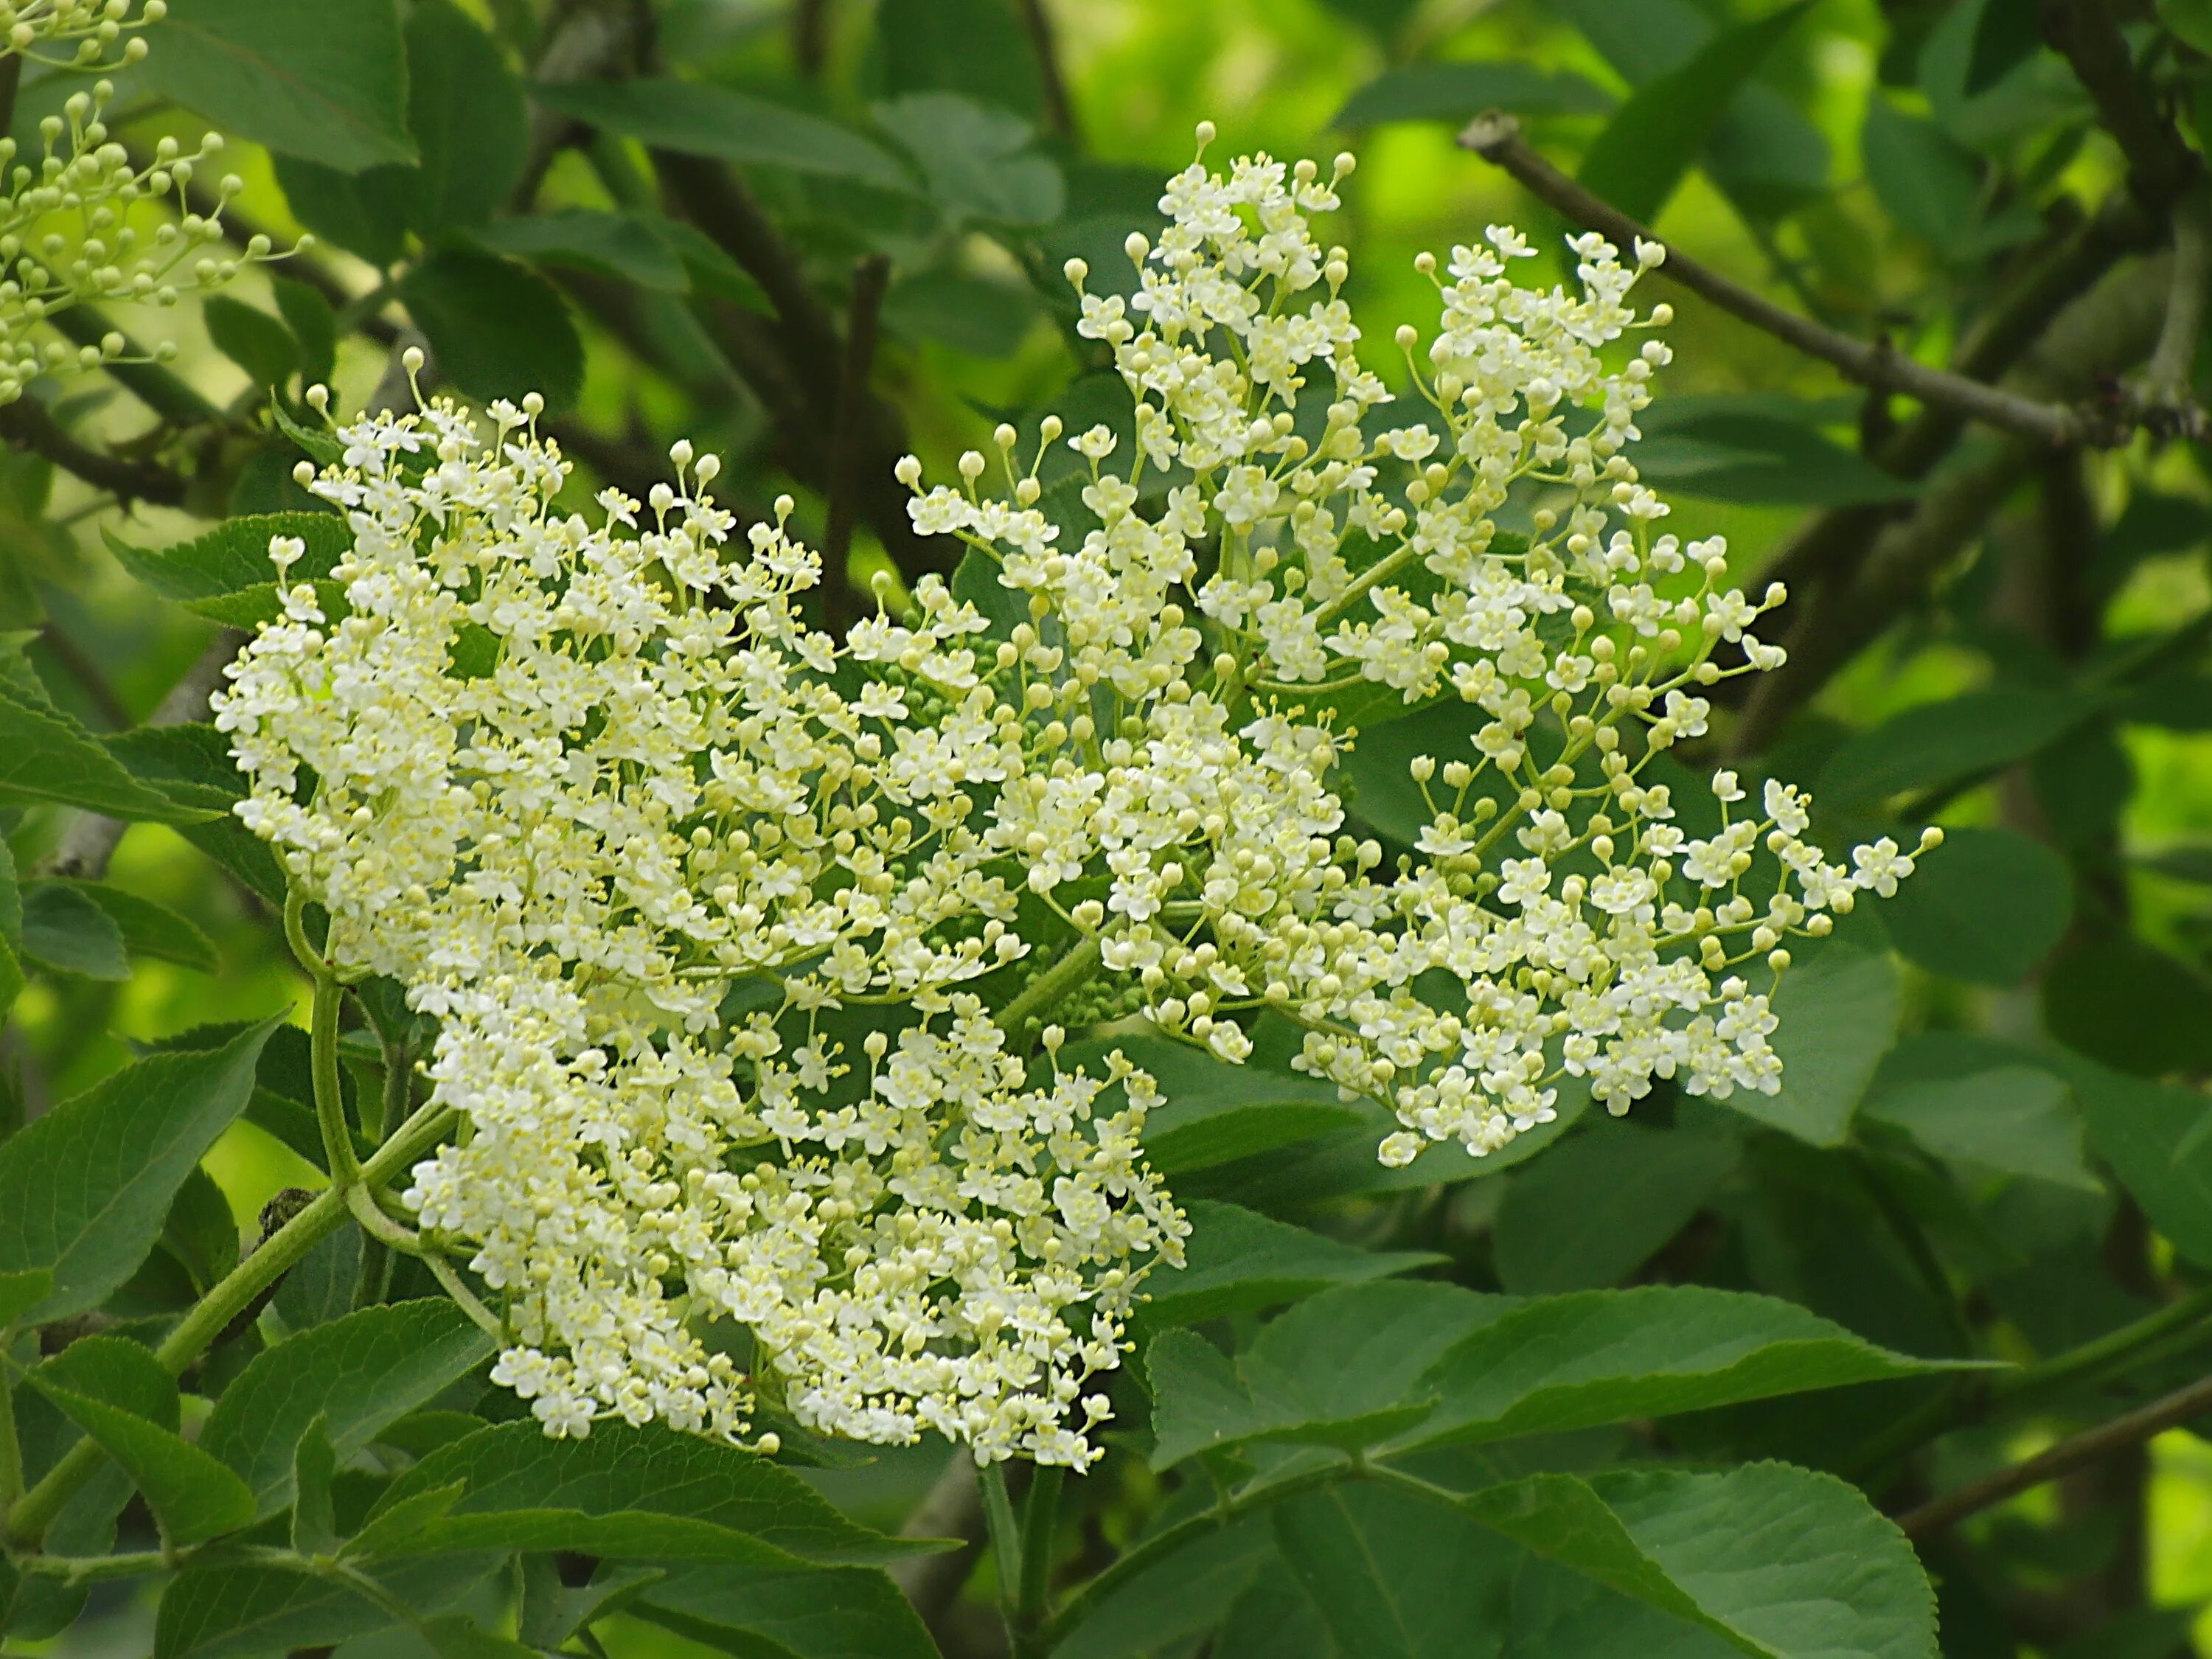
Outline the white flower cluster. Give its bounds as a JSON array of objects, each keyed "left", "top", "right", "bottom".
[
  {"left": 1, "top": 0, "right": 163, "bottom": 68},
  {"left": 0, "top": 83, "right": 271, "bottom": 404},
  {"left": 218, "top": 397, "right": 1186, "bottom": 1467},
  {"left": 218, "top": 131, "right": 1930, "bottom": 1464}
]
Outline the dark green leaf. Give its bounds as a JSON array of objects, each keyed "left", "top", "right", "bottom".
[
  {"left": 1816, "top": 687, "right": 2103, "bottom": 806},
  {"left": 17, "top": 882, "right": 128, "bottom": 979},
  {"left": 0, "top": 1020, "right": 276, "bottom": 1324},
  {"left": 1091, "top": 1035, "right": 1363, "bottom": 1174},
  {"left": 1494, "top": 1119, "right": 1738, "bottom": 1293},
  {"left": 1713, "top": 940, "right": 1897, "bottom": 1146},
  {"left": 1578, "top": 2, "right": 1814, "bottom": 223},
  {"left": 32, "top": 1332, "right": 178, "bottom": 1427},
  {"left": 29, "top": 1377, "right": 257, "bottom": 1546},
  {"left": 1880, "top": 826, "right": 2070, "bottom": 984},
  {"left": 532, "top": 80, "right": 915, "bottom": 192},
  {"left": 108, "top": 513, "right": 351, "bottom": 608},
  {"left": 103, "top": 723, "right": 287, "bottom": 905},
  {"left": 138, "top": 0, "right": 415, "bottom": 172},
  {"left": 1464, "top": 1464, "right": 1936, "bottom": 1659},
  {"left": 203, "top": 296, "right": 299, "bottom": 390},
  {"left": 405, "top": 1, "right": 527, "bottom": 234},
  {"left": 1864, "top": 1063, "right": 2094, "bottom": 1191},
  {"left": 1508, "top": 1554, "right": 1741, "bottom": 1659},
  {"left": 33, "top": 880, "right": 220, "bottom": 974},
  {"left": 880, "top": 271, "right": 1042, "bottom": 358},
  {"left": 874, "top": 94, "right": 1062, "bottom": 226},
  {"left": 874, "top": 0, "right": 1046, "bottom": 120},
  {"left": 1137, "top": 1200, "right": 1443, "bottom": 1327},
  {"left": 639, "top": 1560, "right": 943, "bottom": 1659},
  {"left": 291, "top": 1415, "right": 341, "bottom": 1555},
  {"left": 367, "top": 1420, "right": 931, "bottom": 1565},
  {"left": 155, "top": 1555, "right": 501, "bottom": 1659},
  {"left": 161, "top": 1165, "right": 240, "bottom": 1293},
  {"left": 201, "top": 1299, "right": 493, "bottom": 1517},
  {"left": 1148, "top": 1281, "right": 1512, "bottom": 1467},
  {"left": 2055, "top": 1050, "right": 2212, "bottom": 1266},
  {"left": 1632, "top": 397, "right": 1913, "bottom": 508},
  {"left": 2041, "top": 933, "right": 2212, "bottom": 1079},
  {"left": 1862, "top": 97, "right": 1981, "bottom": 248},
  {"left": 1400, "top": 1284, "right": 1976, "bottom": 1453},
  {"left": 0, "top": 666, "right": 216, "bottom": 824},
  {"left": 401, "top": 249, "right": 585, "bottom": 413},
  {"left": 422, "top": 1614, "right": 540, "bottom": 1659},
  {"left": 1274, "top": 1483, "right": 1519, "bottom": 1659},
  {"left": 1053, "top": 1523, "right": 1269, "bottom": 1659},
  {"left": 1334, "top": 62, "right": 1611, "bottom": 128},
  {"left": 1966, "top": 0, "right": 2047, "bottom": 91},
  {"left": 469, "top": 209, "right": 691, "bottom": 291},
  {"left": 0, "top": 1267, "right": 52, "bottom": 1327},
  {"left": 273, "top": 156, "right": 414, "bottom": 265},
  {"left": 270, "top": 275, "right": 340, "bottom": 387}
]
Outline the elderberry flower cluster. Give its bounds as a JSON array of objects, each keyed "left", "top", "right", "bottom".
[
  {"left": 0, "top": 0, "right": 162, "bottom": 69},
  {"left": 218, "top": 130, "right": 1931, "bottom": 1464},
  {"left": 0, "top": 83, "right": 276, "bottom": 403}
]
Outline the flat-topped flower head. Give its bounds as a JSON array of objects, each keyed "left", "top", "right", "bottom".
[{"left": 222, "top": 126, "right": 1930, "bottom": 1464}]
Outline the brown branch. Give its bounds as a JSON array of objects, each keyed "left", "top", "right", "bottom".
[
  {"left": 1458, "top": 112, "right": 2096, "bottom": 448},
  {"left": 0, "top": 398, "right": 187, "bottom": 507},
  {"left": 2141, "top": 184, "right": 2211, "bottom": 434},
  {"left": 823, "top": 251, "right": 891, "bottom": 622},
  {"left": 1902, "top": 1369, "right": 2212, "bottom": 1541},
  {"left": 2040, "top": 0, "right": 2200, "bottom": 212}
]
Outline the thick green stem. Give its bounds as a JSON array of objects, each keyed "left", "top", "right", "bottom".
[
  {"left": 310, "top": 973, "right": 359, "bottom": 1187},
  {"left": 0, "top": 1344, "right": 21, "bottom": 1513},
  {"left": 981, "top": 1461, "right": 1023, "bottom": 1616},
  {"left": 3, "top": 1103, "right": 453, "bottom": 1548},
  {"left": 999, "top": 934, "right": 1103, "bottom": 1055}
]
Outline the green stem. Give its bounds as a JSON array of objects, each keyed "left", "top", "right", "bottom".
[
  {"left": 352, "top": 1040, "right": 412, "bottom": 1310},
  {"left": 1013, "top": 1464, "right": 1064, "bottom": 1658},
  {"left": 3, "top": 1103, "right": 454, "bottom": 1548},
  {"left": 310, "top": 973, "right": 360, "bottom": 1188},
  {"left": 4, "top": 1548, "right": 168, "bottom": 1583},
  {"left": 999, "top": 934, "right": 1104, "bottom": 1054},
  {"left": 981, "top": 1462, "right": 1023, "bottom": 1618},
  {"left": 0, "top": 1340, "right": 20, "bottom": 1513}
]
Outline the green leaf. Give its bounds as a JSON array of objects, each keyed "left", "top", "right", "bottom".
[
  {"left": 16, "top": 882, "right": 128, "bottom": 980},
  {"left": 28, "top": 1376, "right": 257, "bottom": 1546},
  {"left": 32, "top": 1332, "right": 179, "bottom": 1427},
  {"left": 366, "top": 1420, "right": 930, "bottom": 1565},
  {"left": 1089, "top": 1035, "right": 1362, "bottom": 1174},
  {"left": 1862, "top": 97, "right": 1981, "bottom": 248},
  {"left": 1273, "top": 1483, "right": 1520, "bottom": 1659},
  {"left": 1334, "top": 62, "right": 1612, "bottom": 128},
  {"left": 468, "top": 209, "right": 692, "bottom": 292},
  {"left": 1053, "top": 1523, "right": 1270, "bottom": 1659},
  {"left": 0, "top": 667, "right": 215, "bottom": 824},
  {"left": 203, "top": 296, "right": 299, "bottom": 390},
  {"left": 1577, "top": 2, "right": 1814, "bottom": 223},
  {"left": 532, "top": 80, "right": 915, "bottom": 193},
  {"left": 1863, "top": 1062, "right": 2095, "bottom": 1191},
  {"left": 0, "top": 1267, "right": 53, "bottom": 1327},
  {"left": 1714, "top": 940, "right": 1897, "bottom": 1146},
  {"left": 1506, "top": 1551, "right": 1745, "bottom": 1658},
  {"left": 1966, "top": 0, "right": 2047, "bottom": 91},
  {"left": 874, "top": 94, "right": 1062, "bottom": 226},
  {"left": 155, "top": 1556, "right": 501, "bottom": 1659},
  {"left": 138, "top": 0, "right": 416, "bottom": 173},
  {"left": 880, "top": 271, "right": 1041, "bottom": 358},
  {"left": 1631, "top": 397, "right": 1913, "bottom": 508},
  {"left": 401, "top": 249, "right": 585, "bottom": 414},
  {"left": 273, "top": 155, "right": 414, "bottom": 266},
  {"left": 1399, "top": 1284, "right": 1976, "bottom": 1453},
  {"left": 1881, "top": 826, "right": 2071, "bottom": 984},
  {"left": 422, "top": 1614, "right": 541, "bottom": 1659},
  {"left": 32, "top": 880, "right": 220, "bottom": 974},
  {"left": 200, "top": 1299, "right": 494, "bottom": 1517},
  {"left": 1493, "top": 1119, "right": 1739, "bottom": 1293},
  {"left": 1148, "top": 1281, "right": 1512, "bottom": 1467},
  {"left": 2055, "top": 1051, "right": 2212, "bottom": 1267},
  {"left": 1136, "top": 1200, "right": 1443, "bottom": 1328},
  {"left": 0, "top": 1020, "right": 277, "bottom": 1325},
  {"left": 874, "top": 0, "right": 1046, "bottom": 121},
  {"left": 632, "top": 1562, "right": 943, "bottom": 1659},
  {"left": 1816, "top": 687, "right": 2103, "bottom": 807},
  {"left": 1463, "top": 1464, "right": 1936, "bottom": 1659},
  {"left": 271, "top": 275, "right": 340, "bottom": 387},
  {"left": 404, "top": 1, "right": 527, "bottom": 234},
  {"left": 291, "top": 1414, "right": 341, "bottom": 1555},
  {"left": 2161, "top": 0, "right": 2212, "bottom": 54},
  {"left": 2041, "top": 933, "right": 2212, "bottom": 1079},
  {"left": 103, "top": 723, "right": 286, "bottom": 905},
  {"left": 108, "top": 513, "right": 352, "bottom": 608}
]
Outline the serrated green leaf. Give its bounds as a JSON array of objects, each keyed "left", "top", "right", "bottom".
[
  {"left": 1863, "top": 1063, "right": 2096, "bottom": 1191},
  {"left": 366, "top": 1420, "right": 931, "bottom": 1566},
  {"left": 1085, "top": 1036, "right": 1363, "bottom": 1174},
  {"left": 874, "top": 94, "right": 1062, "bottom": 226},
  {"left": 291, "top": 1413, "right": 341, "bottom": 1555},
  {"left": 1818, "top": 687, "right": 2104, "bottom": 807},
  {"left": 1149, "top": 1281, "right": 1512, "bottom": 1467},
  {"left": 469, "top": 209, "right": 692, "bottom": 291},
  {"left": 341, "top": 1480, "right": 465, "bottom": 1559},
  {"left": 1273, "top": 1482, "right": 1520, "bottom": 1659},
  {"left": 0, "top": 671, "right": 215, "bottom": 824},
  {"left": 1052, "top": 1522, "right": 1270, "bottom": 1659},
  {"left": 404, "top": 1, "right": 526, "bottom": 234},
  {"left": 0, "top": 1021, "right": 277, "bottom": 1325},
  {"left": 137, "top": 0, "right": 415, "bottom": 173},
  {"left": 154, "top": 1556, "right": 502, "bottom": 1659},
  {"left": 32, "top": 880, "right": 220, "bottom": 974},
  {"left": 1136, "top": 1200, "right": 1443, "bottom": 1328},
  {"left": 29, "top": 1376, "right": 257, "bottom": 1546},
  {"left": 1508, "top": 1553, "right": 1742, "bottom": 1659},
  {"left": 1493, "top": 1119, "right": 1738, "bottom": 1293},
  {"left": 31, "top": 1332, "right": 179, "bottom": 1426},
  {"left": 401, "top": 249, "right": 585, "bottom": 414},
  {"left": 200, "top": 1299, "right": 493, "bottom": 1517},
  {"left": 1714, "top": 939, "right": 1897, "bottom": 1146},
  {"left": 532, "top": 79, "right": 916, "bottom": 192},
  {"left": 638, "top": 1560, "right": 944, "bottom": 1659},
  {"left": 0, "top": 1267, "right": 53, "bottom": 1327},
  {"left": 1632, "top": 397, "right": 1913, "bottom": 508},
  {"left": 17, "top": 882, "right": 128, "bottom": 980},
  {"left": 1398, "top": 1284, "right": 1978, "bottom": 1453},
  {"left": 1334, "top": 61, "right": 1612, "bottom": 128},
  {"left": 1577, "top": 2, "right": 1813, "bottom": 223},
  {"left": 108, "top": 513, "right": 352, "bottom": 608},
  {"left": 1463, "top": 1463, "right": 1936, "bottom": 1659}
]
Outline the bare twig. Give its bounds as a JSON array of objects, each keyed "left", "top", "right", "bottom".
[
  {"left": 823, "top": 252, "right": 891, "bottom": 619},
  {"left": 43, "top": 629, "right": 248, "bottom": 881},
  {"left": 1902, "top": 1370, "right": 2212, "bottom": 1540},
  {"left": 0, "top": 397, "right": 187, "bottom": 507},
  {"left": 1458, "top": 113, "right": 2096, "bottom": 448}
]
